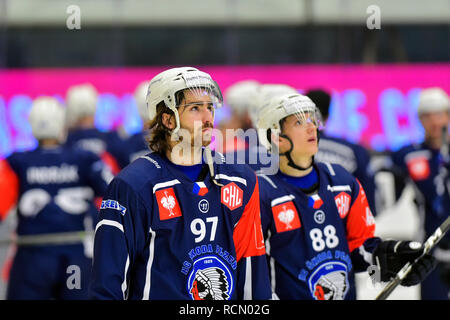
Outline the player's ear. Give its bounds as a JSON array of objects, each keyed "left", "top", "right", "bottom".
[
  {"left": 162, "top": 113, "right": 175, "bottom": 130},
  {"left": 271, "top": 132, "right": 284, "bottom": 149}
]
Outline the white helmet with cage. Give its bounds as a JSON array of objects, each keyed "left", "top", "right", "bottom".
[
  {"left": 146, "top": 66, "right": 223, "bottom": 136},
  {"left": 65, "top": 83, "right": 98, "bottom": 127},
  {"left": 249, "top": 84, "right": 298, "bottom": 127},
  {"left": 417, "top": 87, "right": 450, "bottom": 115},
  {"left": 257, "top": 92, "right": 323, "bottom": 153},
  {"left": 29, "top": 96, "right": 66, "bottom": 141},
  {"left": 224, "top": 80, "right": 260, "bottom": 117}
]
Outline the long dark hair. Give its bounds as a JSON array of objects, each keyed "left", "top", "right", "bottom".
[{"left": 146, "top": 91, "right": 186, "bottom": 155}]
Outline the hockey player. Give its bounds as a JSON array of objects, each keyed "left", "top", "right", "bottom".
[
  {"left": 390, "top": 87, "right": 450, "bottom": 300},
  {"left": 256, "top": 93, "right": 436, "bottom": 300},
  {"left": 307, "top": 89, "right": 378, "bottom": 216},
  {"left": 120, "top": 80, "right": 152, "bottom": 165},
  {"left": 0, "top": 97, "right": 111, "bottom": 299},
  {"left": 89, "top": 67, "right": 272, "bottom": 300},
  {"left": 223, "top": 83, "right": 297, "bottom": 174},
  {"left": 65, "top": 83, "right": 123, "bottom": 173}
]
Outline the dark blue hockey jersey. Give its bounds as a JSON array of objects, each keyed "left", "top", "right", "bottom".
[
  {"left": 258, "top": 162, "right": 377, "bottom": 300},
  {"left": 391, "top": 142, "right": 450, "bottom": 245},
  {"left": 0, "top": 145, "right": 111, "bottom": 235},
  {"left": 89, "top": 151, "right": 272, "bottom": 300},
  {"left": 65, "top": 128, "right": 125, "bottom": 174},
  {"left": 315, "top": 133, "right": 377, "bottom": 216}
]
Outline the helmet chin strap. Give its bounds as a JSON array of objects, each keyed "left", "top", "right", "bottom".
[{"left": 279, "top": 130, "right": 320, "bottom": 172}]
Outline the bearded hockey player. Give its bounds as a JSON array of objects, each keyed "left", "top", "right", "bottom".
[
  {"left": 255, "top": 93, "right": 436, "bottom": 300},
  {"left": 89, "top": 67, "right": 272, "bottom": 300},
  {"left": 0, "top": 97, "right": 111, "bottom": 299}
]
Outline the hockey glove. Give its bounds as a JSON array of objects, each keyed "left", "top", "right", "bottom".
[{"left": 373, "top": 240, "right": 437, "bottom": 286}]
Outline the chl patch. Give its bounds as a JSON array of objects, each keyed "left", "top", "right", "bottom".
[
  {"left": 334, "top": 192, "right": 351, "bottom": 219},
  {"left": 221, "top": 182, "right": 243, "bottom": 211},
  {"left": 155, "top": 187, "right": 182, "bottom": 220},
  {"left": 272, "top": 201, "right": 301, "bottom": 233}
]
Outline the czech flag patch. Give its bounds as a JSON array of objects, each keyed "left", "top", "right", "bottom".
[
  {"left": 308, "top": 194, "right": 323, "bottom": 209},
  {"left": 193, "top": 182, "right": 208, "bottom": 196}
]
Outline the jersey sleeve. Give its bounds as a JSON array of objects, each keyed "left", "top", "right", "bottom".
[
  {"left": 89, "top": 177, "right": 148, "bottom": 299},
  {"left": 354, "top": 147, "right": 378, "bottom": 216},
  {"left": 85, "top": 152, "right": 114, "bottom": 198},
  {"left": 346, "top": 178, "right": 376, "bottom": 253},
  {"left": 0, "top": 159, "right": 19, "bottom": 221},
  {"left": 345, "top": 178, "right": 379, "bottom": 272},
  {"left": 233, "top": 176, "right": 272, "bottom": 300}
]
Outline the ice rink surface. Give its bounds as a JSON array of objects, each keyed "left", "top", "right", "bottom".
[{"left": 0, "top": 173, "right": 423, "bottom": 300}]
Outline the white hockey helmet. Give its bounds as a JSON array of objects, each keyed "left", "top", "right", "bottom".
[
  {"left": 224, "top": 80, "right": 260, "bottom": 116},
  {"left": 256, "top": 93, "right": 323, "bottom": 152},
  {"left": 417, "top": 87, "right": 450, "bottom": 115},
  {"left": 134, "top": 80, "right": 150, "bottom": 123},
  {"left": 146, "top": 66, "right": 223, "bottom": 135},
  {"left": 249, "top": 84, "right": 298, "bottom": 127},
  {"left": 29, "top": 96, "right": 66, "bottom": 141},
  {"left": 65, "top": 83, "right": 98, "bottom": 127}
]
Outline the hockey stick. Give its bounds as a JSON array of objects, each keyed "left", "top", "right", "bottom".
[{"left": 375, "top": 215, "right": 450, "bottom": 300}]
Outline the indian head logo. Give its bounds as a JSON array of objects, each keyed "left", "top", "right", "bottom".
[
  {"left": 272, "top": 201, "right": 301, "bottom": 233},
  {"left": 187, "top": 256, "right": 233, "bottom": 300},
  {"left": 155, "top": 187, "right": 182, "bottom": 220},
  {"left": 308, "top": 261, "right": 349, "bottom": 300}
]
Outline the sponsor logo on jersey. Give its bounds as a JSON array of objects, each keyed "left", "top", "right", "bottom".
[
  {"left": 100, "top": 199, "right": 127, "bottom": 215},
  {"left": 334, "top": 192, "right": 351, "bottom": 219},
  {"left": 308, "top": 261, "right": 349, "bottom": 300},
  {"left": 406, "top": 157, "right": 430, "bottom": 181},
  {"left": 155, "top": 187, "right": 182, "bottom": 220},
  {"left": 198, "top": 199, "right": 209, "bottom": 213},
  {"left": 272, "top": 201, "right": 301, "bottom": 233},
  {"left": 364, "top": 207, "right": 376, "bottom": 226},
  {"left": 313, "top": 210, "right": 326, "bottom": 224},
  {"left": 187, "top": 256, "right": 233, "bottom": 300},
  {"left": 221, "top": 182, "right": 243, "bottom": 211}
]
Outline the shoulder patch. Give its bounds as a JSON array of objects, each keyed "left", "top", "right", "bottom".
[{"left": 100, "top": 199, "right": 127, "bottom": 215}]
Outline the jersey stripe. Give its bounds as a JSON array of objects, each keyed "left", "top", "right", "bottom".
[
  {"left": 243, "top": 257, "right": 252, "bottom": 300},
  {"left": 152, "top": 179, "right": 181, "bottom": 194},
  {"left": 121, "top": 256, "right": 130, "bottom": 300},
  {"left": 215, "top": 174, "right": 247, "bottom": 186},
  {"left": 95, "top": 219, "right": 124, "bottom": 234},
  {"left": 142, "top": 227, "right": 156, "bottom": 300},
  {"left": 270, "top": 194, "right": 295, "bottom": 207}
]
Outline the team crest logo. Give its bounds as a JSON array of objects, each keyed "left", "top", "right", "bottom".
[
  {"left": 308, "top": 261, "right": 349, "bottom": 300},
  {"left": 155, "top": 187, "right": 182, "bottom": 220},
  {"left": 187, "top": 256, "right": 234, "bottom": 300},
  {"left": 272, "top": 201, "right": 301, "bottom": 233}
]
